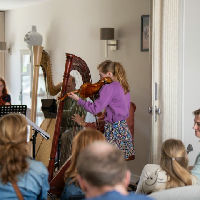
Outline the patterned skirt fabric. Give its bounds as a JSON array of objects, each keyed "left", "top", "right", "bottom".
[{"left": 104, "top": 120, "right": 135, "bottom": 159}]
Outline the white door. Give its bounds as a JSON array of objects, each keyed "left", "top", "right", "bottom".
[{"left": 150, "top": 0, "right": 183, "bottom": 163}]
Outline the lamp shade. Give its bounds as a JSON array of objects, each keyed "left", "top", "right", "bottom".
[
  {"left": 0, "top": 42, "right": 6, "bottom": 50},
  {"left": 100, "top": 28, "right": 114, "bottom": 40}
]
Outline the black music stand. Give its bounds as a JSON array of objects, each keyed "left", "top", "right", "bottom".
[
  {"left": 25, "top": 116, "right": 50, "bottom": 159},
  {"left": 0, "top": 106, "right": 50, "bottom": 159},
  {"left": 0, "top": 105, "right": 27, "bottom": 118}
]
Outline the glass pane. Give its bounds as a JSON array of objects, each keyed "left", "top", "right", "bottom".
[
  {"left": 22, "top": 54, "right": 31, "bottom": 74},
  {"left": 21, "top": 50, "right": 31, "bottom": 107},
  {"left": 20, "top": 50, "right": 47, "bottom": 126}
]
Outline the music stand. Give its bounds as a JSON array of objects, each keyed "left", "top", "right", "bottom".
[
  {"left": 0, "top": 105, "right": 27, "bottom": 118},
  {"left": 0, "top": 106, "right": 50, "bottom": 159},
  {"left": 25, "top": 115, "right": 50, "bottom": 159}
]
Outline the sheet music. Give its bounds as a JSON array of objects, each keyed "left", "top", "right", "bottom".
[{"left": 22, "top": 115, "right": 50, "bottom": 140}]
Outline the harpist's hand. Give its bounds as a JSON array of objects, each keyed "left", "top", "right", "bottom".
[
  {"left": 68, "top": 92, "right": 80, "bottom": 101},
  {"left": 72, "top": 114, "right": 86, "bottom": 126}
]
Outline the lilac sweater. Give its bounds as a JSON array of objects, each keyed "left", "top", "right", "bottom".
[{"left": 78, "top": 81, "right": 130, "bottom": 123}]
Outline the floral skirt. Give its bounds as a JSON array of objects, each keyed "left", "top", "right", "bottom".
[{"left": 104, "top": 120, "right": 135, "bottom": 159}]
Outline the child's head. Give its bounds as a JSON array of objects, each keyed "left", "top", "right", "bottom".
[
  {"left": 0, "top": 114, "right": 29, "bottom": 183},
  {"left": 160, "top": 139, "right": 188, "bottom": 169},
  {"left": 97, "top": 60, "right": 129, "bottom": 93},
  {"left": 71, "top": 128, "right": 105, "bottom": 163},
  {"left": 64, "top": 128, "right": 105, "bottom": 181},
  {"left": 160, "top": 139, "right": 192, "bottom": 188}
]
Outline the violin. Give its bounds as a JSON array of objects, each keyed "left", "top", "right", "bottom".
[{"left": 58, "top": 77, "right": 112, "bottom": 101}]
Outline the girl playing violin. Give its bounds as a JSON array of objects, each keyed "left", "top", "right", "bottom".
[
  {"left": 68, "top": 60, "right": 135, "bottom": 160},
  {"left": 0, "top": 77, "right": 11, "bottom": 106}
]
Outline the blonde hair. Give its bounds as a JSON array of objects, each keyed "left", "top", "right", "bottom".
[
  {"left": 0, "top": 114, "right": 29, "bottom": 184},
  {"left": 160, "top": 139, "right": 193, "bottom": 189},
  {"left": 64, "top": 128, "right": 105, "bottom": 182},
  {"left": 97, "top": 60, "right": 130, "bottom": 94}
]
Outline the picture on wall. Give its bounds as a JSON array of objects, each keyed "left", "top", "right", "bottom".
[{"left": 141, "top": 15, "right": 150, "bottom": 52}]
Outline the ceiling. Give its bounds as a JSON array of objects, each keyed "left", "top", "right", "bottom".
[{"left": 0, "top": 0, "right": 48, "bottom": 11}]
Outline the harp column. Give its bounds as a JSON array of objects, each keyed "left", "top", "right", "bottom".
[{"left": 31, "top": 45, "right": 43, "bottom": 123}]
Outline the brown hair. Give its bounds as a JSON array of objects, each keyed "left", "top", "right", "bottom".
[
  {"left": 0, "top": 77, "right": 8, "bottom": 96},
  {"left": 97, "top": 60, "right": 130, "bottom": 94},
  {"left": 0, "top": 114, "right": 29, "bottom": 184},
  {"left": 64, "top": 128, "right": 105, "bottom": 182},
  {"left": 193, "top": 108, "right": 200, "bottom": 116},
  {"left": 160, "top": 139, "right": 193, "bottom": 189},
  {"left": 77, "top": 141, "right": 127, "bottom": 187}
]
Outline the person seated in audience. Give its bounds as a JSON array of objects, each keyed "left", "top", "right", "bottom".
[
  {"left": 136, "top": 139, "right": 198, "bottom": 195},
  {"left": 0, "top": 113, "right": 49, "bottom": 199},
  {"left": 76, "top": 141, "right": 153, "bottom": 200},
  {"left": 191, "top": 108, "right": 200, "bottom": 180},
  {"left": 0, "top": 77, "right": 11, "bottom": 105},
  {"left": 61, "top": 128, "right": 105, "bottom": 200}
]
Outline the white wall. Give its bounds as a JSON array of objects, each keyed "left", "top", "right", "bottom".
[
  {"left": 183, "top": 0, "right": 200, "bottom": 165},
  {"left": 5, "top": 0, "right": 151, "bottom": 179}
]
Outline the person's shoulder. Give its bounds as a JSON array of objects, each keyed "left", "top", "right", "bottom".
[
  {"left": 62, "top": 179, "right": 84, "bottom": 200},
  {"left": 195, "top": 153, "right": 200, "bottom": 162},
  {"left": 143, "top": 164, "right": 161, "bottom": 171},
  {"left": 192, "top": 153, "right": 200, "bottom": 167},
  {"left": 191, "top": 153, "right": 200, "bottom": 178},
  {"left": 65, "top": 180, "right": 82, "bottom": 192},
  {"left": 100, "top": 81, "right": 122, "bottom": 91},
  {"left": 65, "top": 178, "right": 77, "bottom": 186},
  {"left": 143, "top": 164, "right": 167, "bottom": 178},
  {"left": 89, "top": 191, "right": 153, "bottom": 200},
  {"left": 104, "top": 81, "right": 120, "bottom": 87},
  {"left": 99, "top": 82, "right": 117, "bottom": 94},
  {"left": 3, "top": 94, "right": 11, "bottom": 101},
  {"left": 106, "top": 81, "right": 125, "bottom": 93},
  {"left": 28, "top": 158, "right": 48, "bottom": 176},
  {"left": 112, "top": 81, "right": 122, "bottom": 87}
]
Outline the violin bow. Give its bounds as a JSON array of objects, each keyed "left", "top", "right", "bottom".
[{"left": 58, "top": 90, "right": 79, "bottom": 101}]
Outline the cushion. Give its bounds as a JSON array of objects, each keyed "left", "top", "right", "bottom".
[{"left": 149, "top": 185, "right": 200, "bottom": 200}]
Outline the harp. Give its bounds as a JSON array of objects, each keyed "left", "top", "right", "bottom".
[
  {"left": 48, "top": 53, "right": 92, "bottom": 196},
  {"left": 35, "top": 50, "right": 62, "bottom": 167},
  {"left": 40, "top": 50, "right": 62, "bottom": 96}
]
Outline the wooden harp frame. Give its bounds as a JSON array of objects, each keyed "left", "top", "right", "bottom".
[{"left": 48, "top": 53, "right": 92, "bottom": 183}]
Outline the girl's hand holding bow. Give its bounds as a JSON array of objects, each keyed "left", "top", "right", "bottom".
[{"left": 68, "top": 92, "right": 80, "bottom": 101}]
